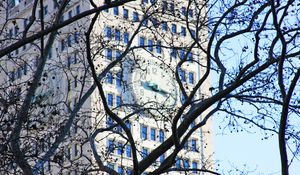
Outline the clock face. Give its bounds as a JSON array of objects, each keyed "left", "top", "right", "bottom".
[{"left": 131, "top": 61, "right": 177, "bottom": 109}]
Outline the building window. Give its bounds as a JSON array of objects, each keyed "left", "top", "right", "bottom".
[
  {"left": 133, "top": 12, "right": 139, "bottom": 22},
  {"left": 106, "top": 72, "right": 113, "bottom": 84},
  {"left": 191, "top": 139, "right": 197, "bottom": 152},
  {"left": 61, "top": 39, "right": 65, "bottom": 51},
  {"left": 117, "top": 166, "right": 123, "bottom": 175},
  {"left": 125, "top": 120, "right": 131, "bottom": 130},
  {"left": 123, "top": 8, "right": 128, "bottom": 19},
  {"left": 150, "top": 128, "right": 156, "bottom": 141},
  {"left": 117, "top": 142, "right": 123, "bottom": 155},
  {"left": 107, "top": 117, "right": 113, "bottom": 127},
  {"left": 104, "top": 26, "right": 112, "bottom": 38},
  {"left": 44, "top": 5, "right": 48, "bottom": 16},
  {"left": 142, "top": 18, "right": 148, "bottom": 26},
  {"left": 115, "top": 29, "right": 121, "bottom": 41},
  {"left": 183, "top": 159, "right": 189, "bottom": 168},
  {"left": 108, "top": 163, "right": 114, "bottom": 170},
  {"left": 171, "top": 24, "right": 177, "bottom": 33},
  {"left": 179, "top": 69, "right": 186, "bottom": 82},
  {"left": 141, "top": 125, "right": 147, "bottom": 140},
  {"left": 107, "top": 93, "right": 113, "bottom": 106},
  {"left": 156, "top": 41, "right": 161, "bottom": 54},
  {"left": 179, "top": 49, "right": 185, "bottom": 60},
  {"left": 67, "top": 35, "right": 72, "bottom": 47},
  {"left": 116, "top": 72, "right": 121, "bottom": 87},
  {"left": 151, "top": 18, "right": 158, "bottom": 27},
  {"left": 74, "top": 32, "right": 79, "bottom": 43},
  {"left": 139, "top": 37, "right": 145, "bottom": 46},
  {"left": 181, "top": 26, "right": 186, "bottom": 37},
  {"left": 159, "top": 130, "right": 164, "bottom": 143},
  {"left": 113, "top": 6, "right": 119, "bottom": 15},
  {"left": 126, "top": 169, "right": 133, "bottom": 175},
  {"left": 116, "top": 50, "right": 121, "bottom": 60},
  {"left": 124, "top": 32, "right": 129, "bottom": 43},
  {"left": 162, "top": 1, "right": 167, "bottom": 12},
  {"left": 192, "top": 161, "right": 198, "bottom": 173},
  {"left": 108, "top": 140, "right": 114, "bottom": 153},
  {"left": 141, "top": 148, "right": 148, "bottom": 159},
  {"left": 126, "top": 145, "right": 131, "bottom": 157},
  {"left": 175, "top": 157, "right": 181, "bottom": 168},
  {"left": 181, "top": 94, "right": 186, "bottom": 104},
  {"left": 161, "top": 21, "right": 167, "bottom": 32},
  {"left": 188, "top": 52, "right": 193, "bottom": 62},
  {"left": 181, "top": 7, "right": 186, "bottom": 16},
  {"left": 188, "top": 72, "right": 194, "bottom": 84},
  {"left": 116, "top": 95, "right": 122, "bottom": 107},
  {"left": 189, "top": 9, "right": 193, "bottom": 18},
  {"left": 183, "top": 141, "right": 188, "bottom": 150},
  {"left": 147, "top": 39, "right": 153, "bottom": 51},
  {"left": 190, "top": 120, "right": 196, "bottom": 128},
  {"left": 171, "top": 48, "right": 176, "bottom": 58},
  {"left": 142, "top": 0, "right": 148, "bottom": 4},
  {"left": 76, "top": 5, "right": 80, "bottom": 15},
  {"left": 160, "top": 154, "right": 165, "bottom": 164},
  {"left": 150, "top": 0, "right": 156, "bottom": 4},
  {"left": 169, "top": 3, "right": 175, "bottom": 14},
  {"left": 190, "top": 29, "right": 196, "bottom": 38},
  {"left": 106, "top": 49, "right": 112, "bottom": 60},
  {"left": 68, "top": 10, "right": 72, "bottom": 19}
]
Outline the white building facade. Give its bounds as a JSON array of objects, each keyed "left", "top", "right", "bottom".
[{"left": 0, "top": 0, "right": 213, "bottom": 174}]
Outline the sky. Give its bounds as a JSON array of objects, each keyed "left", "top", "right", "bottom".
[{"left": 213, "top": 117, "right": 300, "bottom": 175}]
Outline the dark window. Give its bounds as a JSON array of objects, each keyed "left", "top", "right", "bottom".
[
  {"left": 107, "top": 93, "right": 113, "bottom": 106},
  {"left": 183, "top": 159, "right": 189, "bottom": 168},
  {"left": 160, "top": 154, "right": 165, "bottom": 164},
  {"left": 191, "top": 139, "right": 197, "bottom": 151},
  {"left": 115, "top": 29, "right": 121, "bottom": 41},
  {"left": 116, "top": 72, "right": 122, "bottom": 87},
  {"left": 126, "top": 145, "right": 131, "bottom": 157},
  {"left": 106, "top": 72, "right": 113, "bottom": 84},
  {"left": 108, "top": 140, "right": 114, "bottom": 153},
  {"left": 181, "top": 26, "right": 186, "bottom": 36},
  {"left": 171, "top": 24, "right": 177, "bottom": 33},
  {"left": 175, "top": 157, "right": 181, "bottom": 168},
  {"left": 181, "top": 7, "right": 186, "bottom": 16},
  {"left": 156, "top": 41, "right": 161, "bottom": 54},
  {"left": 159, "top": 130, "right": 164, "bottom": 142},
  {"left": 192, "top": 162, "right": 198, "bottom": 173},
  {"left": 124, "top": 32, "right": 129, "bottom": 43},
  {"left": 189, "top": 9, "right": 193, "bottom": 18},
  {"left": 125, "top": 120, "right": 131, "bottom": 130},
  {"left": 162, "top": 21, "right": 167, "bottom": 32},
  {"left": 188, "top": 72, "right": 194, "bottom": 84},
  {"left": 116, "top": 95, "right": 122, "bottom": 107},
  {"left": 179, "top": 49, "right": 185, "bottom": 60},
  {"left": 141, "top": 125, "right": 147, "bottom": 140},
  {"left": 150, "top": 128, "right": 156, "bottom": 141},
  {"left": 68, "top": 10, "right": 72, "bottom": 19},
  {"left": 171, "top": 48, "right": 176, "bottom": 58},
  {"left": 76, "top": 5, "right": 80, "bottom": 15},
  {"left": 179, "top": 69, "right": 186, "bottom": 82},
  {"left": 141, "top": 148, "right": 148, "bottom": 159},
  {"left": 148, "top": 39, "right": 153, "bottom": 51},
  {"left": 117, "top": 166, "right": 123, "bottom": 175},
  {"left": 116, "top": 50, "right": 121, "bottom": 60},
  {"left": 107, "top": 117, "right": 113, "bottom": 127},
  {"left": 133, "top": 12, "right": 139, "bottom": 22},
  {"left": 139, "top": 37, "right": 145, "bottom": 46},
  {"left": 123, "top": 8, "right": 128, "bottom": 19},
  {"left": 104, "top": 26, "right": 112, "bottom": 38},
  {"left": 106, "top": 49, "right": 112, "bottom": 60},
  {"left": 113, "top": 7, "right": 119, "bottom": 15},
  {"left": 117, "top": 142, "right": 123, "bottom": 155}
]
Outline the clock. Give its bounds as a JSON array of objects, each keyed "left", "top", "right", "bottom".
[{"left": 131, "top": 61, "right": 178, "bottom": 110}]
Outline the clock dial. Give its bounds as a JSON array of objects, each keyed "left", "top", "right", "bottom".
[{"left": 132, "top": 61, "right": 177, "bottom": 109}]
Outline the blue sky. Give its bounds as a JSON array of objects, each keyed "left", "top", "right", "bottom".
[{"left": 213, "top": 119, "right": 300, "bottom": 175}]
